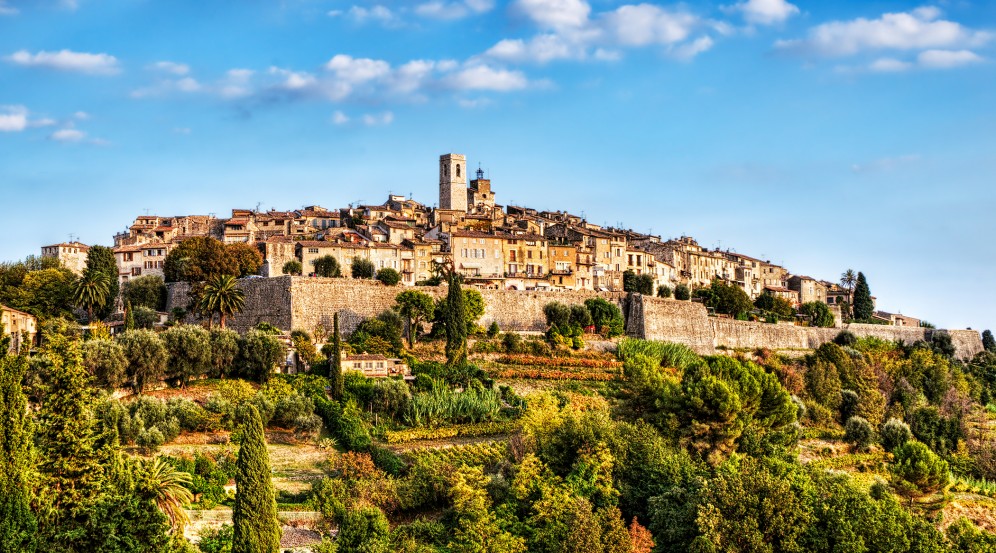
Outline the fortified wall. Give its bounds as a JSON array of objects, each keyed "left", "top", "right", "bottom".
[{"left": 166, "top": 277, "right": 984, "bottom": 360}]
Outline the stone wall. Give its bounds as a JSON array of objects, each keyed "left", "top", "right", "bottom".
[{"left": 165, "top": 278, "right": 983, "bottom": 360}]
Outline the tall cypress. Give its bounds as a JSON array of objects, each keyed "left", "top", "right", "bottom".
[
  {"left": 232, "top": 404, "right": 281, "bottom": 553},
  {"left": 444, "top": 271, "right": 467, "bottom": 367},
  {"left": 852, "top": 272, "right": 874, "bottom": 321},
  {"left": 329, "top": 313, "right": 343, "bottom": 400},
  {"left": 0, "top": 349, "right": 37, "bottom": 553},
  {"left": 124, "top": 300, "right": 135, "bottom": 331}
]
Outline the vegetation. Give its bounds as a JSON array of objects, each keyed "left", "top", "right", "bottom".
[
  {"left": 312, "top": 256, "right": 341, "bottom": 278},
  {"left": 623, "top": 270, "right": 654, "bottom": 295},
  {"left": 694, "top": 279, "right": 753, "bottom": 319},
  {"left": 72, "top": 268, "right": 111, "bottom": 323},
  {"left": 674, "top": 283, "right": 691, "bottom": 301},
  {"left": 282, "top": 260, "right": 303, "bottom": 276},
  {"left": 164, "top": 236, "right": 262, "bottom": 283},
  {"left": 351, "top": 257, "right": 376, "bottom": 279},
  {"left": 232, "top": 404, "right": 281, "bottom": 553},
  {"left": 443, "top": 269, "right": 467, "bottom": 367},
  {"left": 853, "top": 271, "right": 874, "bottom": 321},
  {"left": 800, "top": 301, "right": 835, "bottom": 327},
  {"left": 122, "top": 275, "right": 168, "bottom": 311},
  {"left": 395, "top": 290, "right": 435, "bottom": 347},
  {"left": 754, "top": 291, "right": 795, "bottom": 321},
  {"left": 199, "top": 274, "right": 245, "bottom": 329},
  {"left": 376, "top": 268, "right": 401, "bottom": 286}
]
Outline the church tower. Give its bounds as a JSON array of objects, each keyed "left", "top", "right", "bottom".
[{"left": 439, "top": 153, "right": 467, "bottom": 213}]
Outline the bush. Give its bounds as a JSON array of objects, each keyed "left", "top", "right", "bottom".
[
  {"left": 891, "top": 441, "right": 949, "bottom": 500},
  {"left": 238, "top": 329, "right": 286, "bottom": 383},
  {"left": 502, "top": 332, "right": 523, "bottom": 354},
  {"left": 133, "top": 305, "right": 158, "bottom": 329},
  {"left": 122, "top": 275, "right": 167, "bottom": 311},
  {"left": 351, "top": 257, "right": 375, "bottom": 279},
  {"left": 487, "top": 321, "right": 500, "bottom": 338},
  {"left": 283, "top": 260, "right": 303, "bottom": 276},
  {"left": 657, "top": 285, "right": 672, "bottom": 298},
  {"left": 834, "top": 331, "right": 858, "bottom": 347},
  {"left": 584, "top": 297, "right": 624, "bottom": 337},
  {"left": 543, "top": 302, "right": 571, "bottom": 329},
  {"left": 376, "top": 268, "right": 401, "bottom": 286},
  {"left": 880, "top": 418, "right": 912, "bottom": 452},
  {"left": 674, "top": 284, "right": 691, "bottom": 301},
  {"left": 844, "top": 416, "right": 874, "bottom": 451},
  {"left": 800, "top": 302, "right": 835, "bottom": 328},
  {"left": 313, "top": 256, "right": 341, "bottom": 278}
]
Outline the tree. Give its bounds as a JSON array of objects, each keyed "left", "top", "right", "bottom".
[
  {"left": 209, "top": 329, "right": 240, "bottom": 378},
  {"left": 164, "top": 236, "right": 238, "bottom": 283},
  {"left": 844, "top": 416, "right": 874, "bottom": 452},
  {"left": 880, "top": 418, "right": 912, "bottom": 452},
  {"left": 853, "top": 272, "right": 874, "bottom": 321},
  {"left": 124, "top": 300, "right": 135, "bottom": 331},
  {"left": 444, "top": 269, "right": 467, "bottom": 367},
  {"left": 623, "top": 270, "right": 654, "bottom": 295},
  {"left": 199, "top": 274, "right": 246, "bottom": 329},
  {"left": 10, "top": 267, "right": 75, "bottom": 320},
  {"left": 338, "top": 506, "right": 390, "bottom": 553},
  {"left": 674, "top": 284, "right": 691, "bottom": 301},
  {"left": 282, "top": 260, "right": 303, "bottom": 276},
  {"left": 312, "top": 256, "right": 341, "bottom": 278},
  {"left": 890, "top": 440, "right": 949, "bottom": 503},
  {"left": 162, "top": 325, "right": 212, "bottom": 387},
  {"left": 328, "top": 313, "right": 344, "bottom": 400},
  {"left": 584, "top": 297, "right": 624, "bottom": 337},
  {"left": 72, "top": 269, "right": 111, "bottom": 323},
  {"left": 232, "top": 404, "right": 281, "bottom": 553},
  {"left": 238, "top": 329, "right": 285, "bottom": 384},
  {"left": 34, "top": 336, "right": 104, "bottom": 541},
  {"left": 657, "top": 285, "right": 672, "bottom": 299},
  {"left": 376, "top": 268, "right": 401, "bottom": 286},
  {"left": 754, "top": 292, "right": 795, "bottom": 321},
  {"left": 81, "top": 338, "right": 128, "bottom": 391},
  {"left": 85, "top": 245, "right": 120, "bottom": 319},
  {"left": 800, "top": 301, "right": 835, "bottom": 328},
  {"left": 0, "top": 349, "right": 37, "bottom": 553},
  {"left": 983, "top": 330, "right": 996, "bottom": 352},
  {"left": 544, "top": 302, "right": 572, "bottom": 329},
  {"left": 395, "top": 290, "right": 435, "bottom": 346},
  {"left": 122, "top": 275, "right": 167, "bottom": 311},
  {"left": 118, "top": 329, "right": 168, "bottom": 394},
  {"left": 226, "top": 243, "right": 263, "bottom": 278},
  {"left": 351, "top": 257, "right": 375, "bottom": 279},
  {"left": 840, "top": 269, "right": 857, "bottom": 320},
  {"left": 700, "top": 279, "right": 752, "bottom": 319},
  {"left": 133, "top": 305, "right": 158, "bottom": 329},
  {"left": 141, "top": 456, "right": 193, "bottom": 534}
]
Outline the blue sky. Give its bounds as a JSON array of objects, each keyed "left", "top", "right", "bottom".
[{"left": 1, "top": 0, "right": 994, "bottom": 330}]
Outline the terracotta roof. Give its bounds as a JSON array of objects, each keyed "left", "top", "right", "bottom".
[
  {"left": 113, "top": 245, "right": 143, "bottom": 253},
  {"left": 1, "top": 305, "right": 35, "bottom": 318},
  {"left": 346, "top": 353, "right": 389, "bottom": 361}
]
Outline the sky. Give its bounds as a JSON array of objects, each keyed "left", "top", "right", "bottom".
[{"left": 1, "top": 0, "right": 994, "bottom": 330}]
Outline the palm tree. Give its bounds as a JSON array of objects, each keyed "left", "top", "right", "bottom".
[
  {"left": 143, "top": 456, "right": 193, "bottom": 533},
  {"left": 72, "top": 269, "right": 111, "bottom": 323},
  {"left": 199, "top": 274, "right": 245, "bottom": 329},
  {"left": 840, "top": 269, "right": 857, "bottom": 302}
]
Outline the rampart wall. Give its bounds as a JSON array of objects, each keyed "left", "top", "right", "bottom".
[{"left": 166, "top": 278, "right": 983, "bottom": 360}]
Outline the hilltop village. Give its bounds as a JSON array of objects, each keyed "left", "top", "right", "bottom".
[{"left": 40, "top": 153, "right": 914, "bottom": 326}]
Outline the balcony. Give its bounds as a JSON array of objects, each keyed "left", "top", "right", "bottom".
[{"left": 550, "top": 269, "right": 574, "bottom": 276}]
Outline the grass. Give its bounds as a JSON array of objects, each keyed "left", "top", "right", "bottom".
[{"left": 616, "top": 338, "right": 699, "bottom": 370}]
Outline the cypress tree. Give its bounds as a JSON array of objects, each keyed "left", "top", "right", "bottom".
[
  {"left": 983, "top": 330, "right": 996, "bottom": 352},
  {"left": 852, "top": 272, "right": 874, "bottom": 321},
  {"left": 125, "top": 300, "right": 135, "bottom": 331},
  {"left": 232, "top": 404, "right": 281, "bottom": 553},
  {"left": 329, "top": 312, "right": 343, "bottom": 400},
  {"left": 444, "top": 271, "right": 467, "bottom": 367},
  {"left": 0, "top": 348, "right": 37, "bottom": 553},
  {"left": 35, "top": 335, "right": 104, "bottom": 548}
]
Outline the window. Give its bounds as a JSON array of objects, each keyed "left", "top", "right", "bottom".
[
  {"left": 456, "top": 164, "right": 461, "bottom": 177},
  {"left": 309, "top": 248, "right": 318, "bottom": 254}
]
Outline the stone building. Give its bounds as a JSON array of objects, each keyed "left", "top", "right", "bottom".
[
  {"left": 468, "top": 167, "right": 497, "bottom": 215},
  {"left": 547, "top": 242, "right": 577, "bottom": 290},
  {"left": 788, "top": 275, "right": 828, "bottom": 305},
  {"left": 503, "top": 232, "right": 549, "bottom": 291},
  {"left": 342, "top": 353, "right": 411, "bottom": 379},
  {"left": 447, "top": 229, "right": 505, "bottom": 286},
  {"left": 41, "top": 241, "right": 89, "bottom": 275},
  {"left": 260, "top": 236, "right": 298, "bottom": 277},
  {"left": 1, "top": 305, "right": 37, "bottom": 352},
  {"left": 113, "top": 242, "right": 173, "bottom": 284}
]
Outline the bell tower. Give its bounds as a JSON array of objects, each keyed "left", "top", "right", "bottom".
[{"left": 439, "top": 153, "right": 467, "bottom": 213}]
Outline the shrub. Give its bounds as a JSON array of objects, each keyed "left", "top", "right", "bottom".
[
  {"left": 282, "top": 260, "right": 303, "bottom": 276},
  {"left": 891, "top": 441, "right": 949, "bottom": 500},
  {"left": 376, "top": 268, "right": 401, "bottom": 286},
  {"left": 584, "top": 297, "right": 624, "bottom": 337},
  {"left": 313, "top": 256, "right": 342, "bottom": 278},
  {"left": 502, "top": 332, "right": 522, "bottom": 354},
  {"left": 844, "top": 416, "right": 874, "bottom": 452},
  {"left": 657, "top": 285, "right": 672, "bottom": 298},
  {"left": 674, "top": 284, "right": 691, "bottom": 301},
  {"left": 834, "top": 331, "right": 858, "bottom": 347},
  {"left": 880, "top": 418, "right": 912, "bottom": 452},
  {"left": 569, "top": 304, "right": 593, "bottom": 329},
  {"left": 487, "top": 321, "right": 500, "bottom": 338},
  {"left": 133, "top": 306, "right": 158, "bottom": 329},
  {"left": 121, "top": 275, "right": 167, "bottom": 311},
  {"left": 800, "top": 302, "right": 835, "bottom": 328},
  {"left": 351, "top": 257, "right": 375, "bottom": 279},
  {"left": 238, "top": 329, "right": 286, "bottom": 383},
  {"left": 543, "top": 302, "right": 571, "bottom": 329}
]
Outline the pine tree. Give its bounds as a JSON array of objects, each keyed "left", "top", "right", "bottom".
[
  {"left": 852, "top": 272, "right": 874, "bottom": 321},
  {"left": 329, "top": 313, "right": 343, "bottom": 400},
  {"left": 0, "top": 349, "right": 37, "bottom": 553},
  {"left": 232, "top": 404, "right": 281, "bottom": 553},
  {"left": 445, "top": 270, "right": 467, "bottom": 367}
]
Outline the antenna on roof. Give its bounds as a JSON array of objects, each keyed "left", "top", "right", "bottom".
[
  {"left": 143, "top": 208, "right": 150, "bottom": 215},
  {"left": 255, "top": 202, "right": 262, "bottom": 213},
  {"left": 68, "top": 233, "right": 76, "bottom": 243}
]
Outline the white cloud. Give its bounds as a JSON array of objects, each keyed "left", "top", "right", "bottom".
[
  {"left": 268, "top": 66, "right": 317, "bottom": 91},
  {"left": 603, "top": 4, "right": 698, "bottom": 47},
  {"left": 851, "top": 154, "right": 920, "bottom": 173},
  {"left": 776, "top": 7, "right": 992, "bottom": 57},
  {"left": 218, "top": 68, "right": 254, "bottom": 98},
  {"left": 331, "top": 5, "right": 401, "bottom": 26},
  {"left": 917, "top": 49, "right": 984, "bottom": 68},
  {"left": 416, "top": 0, "right": 494, "bottom": 20},
  {"left": 513, "top": 0, "right": 591, "bottom": 31},
  {"left": 332, "top": 111, "right": 350, "bottom": 125},
  {"left": 50, "top": 128, "right": 86, "bottom": 142},
  {"left": 6, "top": 49, "right": 120, "bottom": 75},
  {"left": 485, "top": 34, "right": 583, "bottom": 63},
  {"left": 362, "top": 111, "right": 394, "bottom": 126},
  {"left": 726, "top": 0, "right": 799, "bottom": 26},
  {"left": 73, "top": 111, "right": 89, "bottom": 120},
  {"left": 868, "top": 58, "right": 912, "bottom": 72},
  {"left": 671, "top": 36, "right": 714, "bottom": 60},
  {"left": 445, "top": 64, "right": 529, "bottom": 91},
  {"left": 0, "top": 1, "right": 18, "bottom": 15},
  {"left": 0, "top": 105, "right": 28, "bottom": 132},
  {"left": 152, "top": 61, "right": 190, "bottom": 75},
  {"left": 325, "top": 55, "right": 391, "bottom": 84}
]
